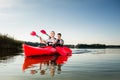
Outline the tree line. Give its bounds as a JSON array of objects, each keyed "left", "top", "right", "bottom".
[{"left": 66, "top": 44, "right": 120, "bottom": 48}]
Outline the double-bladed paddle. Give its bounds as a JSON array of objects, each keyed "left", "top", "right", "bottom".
[
  {"left": 40, "top": 30, "right": 49, "bottom": 37},
  {"left": 30, "top": 31, "right": 39, "bottom": 37}
]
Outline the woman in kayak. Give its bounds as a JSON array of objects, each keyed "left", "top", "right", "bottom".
[
  {"left": 40, "top": 31, "right": 56, "bottom": 46},
  {"left": 54, "top": 33, "right": 64, "bottom": 46}
]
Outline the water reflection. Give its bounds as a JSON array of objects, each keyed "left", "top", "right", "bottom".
[
  {"left": 22, "top": 55, "right": 71, "bottom": 77},
  {"left": 0, "top": 52, "right": 21, "bottom": 63}
]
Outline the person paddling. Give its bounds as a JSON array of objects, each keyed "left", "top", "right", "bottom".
[
  {"left": 54, "top": 33, "right": 64, "bottom": 46},
  {"left": 40, "top": 31, "right": 56, "bottom": 46}
]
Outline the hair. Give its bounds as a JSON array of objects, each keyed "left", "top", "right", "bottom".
[
  {"left": 57, "top": 33, "right": 61, "bottom": 36},
  {"left": 51, "top": 31, "right": 55, "bottom": 34},
  {"left": 49, "top": 31, "right": 55, "bottom": 39}
]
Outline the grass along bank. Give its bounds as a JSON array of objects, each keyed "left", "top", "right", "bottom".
[{"left": 0, "top": 34, "right": 23, "bottom": 54}]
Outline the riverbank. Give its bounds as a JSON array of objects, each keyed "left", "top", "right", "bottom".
[
  {"left": 65, "top": 44, "right": 120, "bottom": 49},
  {"left": 0, "top": 34, "right": 23, "bottom": 54}
]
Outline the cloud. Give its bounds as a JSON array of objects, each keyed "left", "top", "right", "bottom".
[
  {"left": 0, "top": 0, "right": 24, "bottom": 13},
  {"left": 0, "top": 0, "right": 16, "bottom": 9},
  {"left": 0, "top": 12, "right": 11, "bottom": 17},
  {"left": 0, "top": 0, "right": 23, "bottom": 18}
]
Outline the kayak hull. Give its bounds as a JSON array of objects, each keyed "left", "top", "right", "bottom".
[
  {"left": 23, "top": 44, "right": 57, "bottom": 57},
  {"left": 23, "top": 44, "right": 72, "bottom": 57},
  {"left": 55, "top": 46, "right": 72, "bottom": 56}
]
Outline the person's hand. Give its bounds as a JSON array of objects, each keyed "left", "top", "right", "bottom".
[{"left": 49, "top": 43, "right": 52, "bottom": 45}]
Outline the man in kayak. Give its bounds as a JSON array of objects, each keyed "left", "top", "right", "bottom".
[
  {"left": 40, "top": 31, "right": 56, "bottom": 46},
  {"left": 54, "top": 33, "right": 64, "bottom": 46}
]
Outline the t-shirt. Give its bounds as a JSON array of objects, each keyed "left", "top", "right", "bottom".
[
  {"left": 46, "top": 37, "right": 56, "bottom": 46},
  {"left": 55, "top": 39, "right": 64, "bottom": 46}
]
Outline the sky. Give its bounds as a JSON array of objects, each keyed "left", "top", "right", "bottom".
[{"left": 0, "top": 0, "right": 120, "bottom": 45}]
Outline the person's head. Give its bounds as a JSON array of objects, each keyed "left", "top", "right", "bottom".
[
  {"left": 57, "top": 33, "right": 62, "bottom": 39},
  {"left": 50, "top": 31, "right": 55, "bottom": 38}
]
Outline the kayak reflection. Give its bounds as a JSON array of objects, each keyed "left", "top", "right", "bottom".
[{"left": 22, "top": 55, "right": 71, "bottom": 77}]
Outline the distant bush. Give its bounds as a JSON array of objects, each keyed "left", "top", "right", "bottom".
[
  {"left": 75, "top": 44, "right": 106, "bottom": 49},
  {"left": 64, "top": 44, "right": 75, "bottom": 48},
  {"left": 0, "top": 33, "right": 23, "bottom": 53}
]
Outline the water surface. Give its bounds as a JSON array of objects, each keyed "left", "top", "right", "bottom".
[{"left": 0, "top": 49, "right": 120, "bottom": 80}]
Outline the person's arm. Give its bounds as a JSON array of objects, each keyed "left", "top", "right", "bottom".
[
  {"left": 53, "top": 39, "right": 57, "bottom": 44},
  {"left": 39, "top": 36, "right": 42, "bottom": 43},
  {"left": 43, "top": 40, "right": 47, "bottom": 44},
  {"left": 39, "top": 37, "right": 46, "bottom": 44},
  {"left": 60, "top": 39, "right": 64, "bottom": 45}
]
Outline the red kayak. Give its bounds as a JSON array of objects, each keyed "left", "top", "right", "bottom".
[
  {"left": 55, "top": 46, "right": 72, "bottom": 56},
  {"left": 23, "top": 44, "right": 72, "bottom": 57}
]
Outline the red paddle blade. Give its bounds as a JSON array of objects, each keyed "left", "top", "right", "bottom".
[
  {"left": 30, "top": 31, "right": 36, "bottom": 36},
  {"left": 40, "top": 30, "right": 46, "bottom": 34}
]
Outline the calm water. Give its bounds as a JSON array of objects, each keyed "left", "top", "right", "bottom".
[{"left": 0, "top": 49, "right": 120, "bottom": 80}]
